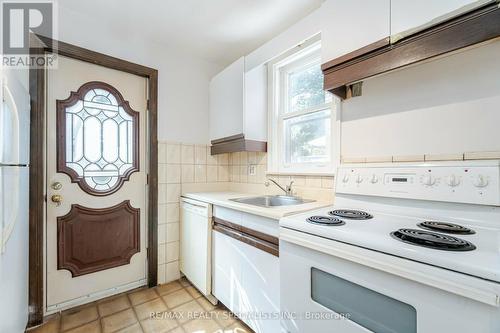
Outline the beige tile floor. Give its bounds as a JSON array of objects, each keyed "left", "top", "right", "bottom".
[{"left": 28, "top": 277, "right": 253, "bottom": 333}]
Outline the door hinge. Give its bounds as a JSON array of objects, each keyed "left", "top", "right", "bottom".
[
  {"left": 146, "top": 99, "right": 150, "bottom": 110},
  {"left": 146, "top": 247, "right": 150, "bottom": 258},
  {"left": 146, "top": 174, "right": 149, "bottom": 185}
]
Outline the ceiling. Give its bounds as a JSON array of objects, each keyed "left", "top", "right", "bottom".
[{"left": 59, "top": 0, "right": 324, "bottom": 67}]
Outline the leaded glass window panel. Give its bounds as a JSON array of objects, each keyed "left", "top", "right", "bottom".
[{"left": 57, "top": 81, "right": 139, "bottom": 196}]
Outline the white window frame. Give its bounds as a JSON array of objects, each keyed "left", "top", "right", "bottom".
[{"left": 267, "top": 36, "right": 340, "bottom": 175}]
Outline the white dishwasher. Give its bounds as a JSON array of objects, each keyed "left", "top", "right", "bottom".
[{"left": 180, "top": 197, "right": 216, "bottom": 302}]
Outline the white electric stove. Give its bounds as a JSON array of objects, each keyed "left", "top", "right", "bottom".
[{"left": 279, "top": 161, "right": 500, "bottom": 333}]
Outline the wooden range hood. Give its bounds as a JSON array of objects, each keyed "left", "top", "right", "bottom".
[
  {"left": 322, "top": 2, "right": 500, "bottom": 99},
  {"left": 210, "top": 133, "right": 267, "bottom": 155}
]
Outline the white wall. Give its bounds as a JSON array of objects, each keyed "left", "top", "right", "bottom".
[
  {"left": 57, "top": 4, "right": 223, "bottom": 144},
  {"left": 244, "top": 6, "right": 322, "bottom": 71},
  {"left": 0, "top": 68, "right": 29, "bottom": 333},
  {"left": 341, "top": 41, "right": 500, "bottom": 158}
]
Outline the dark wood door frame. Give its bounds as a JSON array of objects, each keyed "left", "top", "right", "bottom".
[{"left": 28, "top": 35, "right": 158, "bottom": 327}]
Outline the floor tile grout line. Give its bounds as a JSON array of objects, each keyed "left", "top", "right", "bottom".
[
  {"left": 58, "top": 304, "right": 100, "bottom": 333},
  {"left": 33, "top": 279, "right": 253, "bottom": 333},
  {"left": 144, "top": 286, "right": 181, "bottom": 333},
  {"left": 125, "top": 299, "right": 142, "bottom": 333}
]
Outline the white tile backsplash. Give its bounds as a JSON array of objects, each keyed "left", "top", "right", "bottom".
[
  {"left": 181, "top": 164, "right": 194, "bottom": 183},
  {"left": 166, "top": 164, "right": 181, "bottom": 184},
  {"left": 166, "top": 184, "right": 181, "bottom": 203},
  {"left": 240, "top": 151, "right": 248, "bottom": 165},
  {"left": 218, "top": 166, "right": 229, "bottom": 182},
  {"left": 160, "top": 141, "right": 230, "bottom": 285},
  {"left": 207, "top": 147, "right": 218, "bottom": 165},
  {"left": 158, "top": 264, "right": 166, "bottom": 284},
  {"left": 166, "top": 261, "right": 180, "bottom": 283},
  {"left": 166, "top": 222, "right": 180, "bottom": 243},
  {"left": 248, "top": 152, "right": 257, "bottom": 164},
  {"left": 166, "top": 241, "right": 179, "bottom": 263},
  {"left": 158, "top": 204, "right": 167, "bottom": 224},
  {"left": 306, "top": 176, "right": 322, "bottom": 188},
  {"left": 158, "top": 143, "right": 167, "bottom": 164},
  {"left": 194, "top": 164, "right": 207, "bottom": 183},
  {"left": 195, "top": 145, "right": 207, "bottom": 165},
  {"left": 166, "top": 203, "right": 179, "bottom": 223},
  {"left": 166, "top": 143, "right": 181, "bottom": 164},
  {"left": 158, "top": 184, "right": 167, "bottom": 204},
  {"left": 239, "top": 165, "right": 248, "bottom": 182},
  {"left": 158, "top": 243, "right": 166, "bottom": 265},
  {"left": 158, "top": 164, "right": 168, "bottom": 183},
  {"left": 181, "top": 144, "right": 194, "bottom": 164},
  {"left": 207, "top": 165, "right": 218, "bottom": 182},
  {"left": 158, "top": 224, "right": 166, "bottom": 244},
  {"left": 217, "top": 153, "right": 229, "bottom": 165}
]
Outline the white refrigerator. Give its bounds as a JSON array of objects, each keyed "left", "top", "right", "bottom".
[
  {"left": 0, "top": 70, "right": 30, "bottom": 253},
  {"left": 0, "top": 68, "right": 30, "bottom": 333}
]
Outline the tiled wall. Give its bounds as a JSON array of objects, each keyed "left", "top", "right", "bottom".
[
  {"left": 157, "top": 142, "right": 231, "bottom": 284},
  {"left": 228, "top": 151, "right": 334, "bottom": 199},
  {"left": 228, "top": 152, "right": 267, "bottom": 184},
  {"left": 158, "top": 144, "right": 335, "bottom": 284}
]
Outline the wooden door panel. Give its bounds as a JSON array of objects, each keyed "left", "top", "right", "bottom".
[{"left": 57, "top": 200, "right": 140, "bottom": 277}]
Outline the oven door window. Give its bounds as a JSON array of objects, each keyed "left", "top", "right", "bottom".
[{"left": 311, "top": 268, "right": 416, "bottom": 333}]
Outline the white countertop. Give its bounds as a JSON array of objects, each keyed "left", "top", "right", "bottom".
[{"left": 182, "top": 192, "right": 332, "bottom": 220}]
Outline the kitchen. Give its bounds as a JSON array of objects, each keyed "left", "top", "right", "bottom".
[{"left": 1, "top": 0, "right": 500, "bottom": 332}]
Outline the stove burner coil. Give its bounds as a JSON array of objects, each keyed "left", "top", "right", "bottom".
[
  {"left": 391, "top": 228, "right": 476, "bottom": 251},
  {"left": 329, "top": 209, "right": 373, "bottom": 220},
  {"left": 307, "top": 216, "right": 345, "bottom": 226},
  {"left": 417, "top": 221, "right": 475, "bottom": 235}
]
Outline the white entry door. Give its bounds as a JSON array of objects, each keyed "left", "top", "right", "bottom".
[{"left": 45, "top": 55, "right": 148, "bottom": 313}]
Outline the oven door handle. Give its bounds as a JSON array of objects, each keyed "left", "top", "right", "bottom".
[{"left": 280, "top": 227, "right": 500, "bottom": 307}]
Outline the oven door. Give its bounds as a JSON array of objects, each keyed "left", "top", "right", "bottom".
[{"left": 280, "top": 228, "right": 500, "bottom": 333}]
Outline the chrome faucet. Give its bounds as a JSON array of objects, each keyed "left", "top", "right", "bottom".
[{"left": 266, "top": 178, "right": 295, "bottom": 196}]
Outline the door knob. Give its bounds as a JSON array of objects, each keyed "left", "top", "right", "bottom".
[
  {"left": 51, "top": 182, "right": 63, "bottom": 190},
  {"left": 51, "top": 194, "right": 62, "bottom": 206}
]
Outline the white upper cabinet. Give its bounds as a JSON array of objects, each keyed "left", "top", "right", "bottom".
[
  {"left": 209, "top": 57, "right": 245, "bottom": 140},
  {"left": 321, "top": 0, "right": 391, "bottom": 63},
  {"left": 209, "top": 57, "right": 267, "bottom": 142},
  {"left": 243, "top": 64, "right": 267, "bottom": 141},
  {"left": 390, "top": 0, "right": 491, "bottom": 40}
]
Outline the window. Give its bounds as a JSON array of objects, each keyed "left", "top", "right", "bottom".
[
  {"left": 57, "top": 81, "right": 139, "bottom": 196},
  {"left": 269, "top": 38, "right": 338, "bottom": 174}
]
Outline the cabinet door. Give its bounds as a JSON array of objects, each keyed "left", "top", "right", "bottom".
[
  {"left": 212, "top": 230, "right": 244, "bottom": 313},
  {"left": 209, "top": 57, "right": 244, "bottom": 140},
  {"left": 240, "top": 240, "right": 280, "bottom": 333},
  {"left": 212, "top": 229, "right": 280, "bottom": 333},
  {"left": 243, "top": 64, "right": 267, "bottom": 142},
  {"left": 321, "top": 0, "right": 390, "bottom": 62},
  {"left": 391, "top": 0, "right": 489, "bottom": 38}
]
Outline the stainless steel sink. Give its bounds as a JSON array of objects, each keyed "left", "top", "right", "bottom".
[{"left": 230, "top": 195, "right": 314, "bottom": 207}]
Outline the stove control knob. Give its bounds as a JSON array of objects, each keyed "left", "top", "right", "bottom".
[
  {"left": 446, "top": 175, "right": 460, "bottom": 187},
  {"left": 473, "top": 175, "right": 488, "bottom": 188},
  {"left": 355, "top": 174, "right": 363, "bottom": 184},
  {"left": 422, "top": 174, "right": 436, "bottom": 186},
  {"left": 342, "top": 174, "right": 350, "bottom": 183},
  {"left": 370, "top": 174, "right": 379, "bottom": 184}
]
